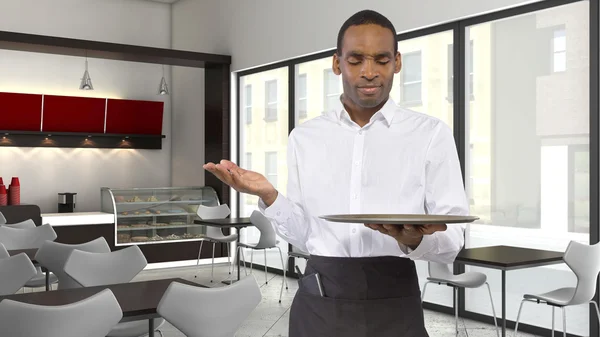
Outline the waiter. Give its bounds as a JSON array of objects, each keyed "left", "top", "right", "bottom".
[{"left": 204, "top": 9, "right": 468, "bottom": 337}]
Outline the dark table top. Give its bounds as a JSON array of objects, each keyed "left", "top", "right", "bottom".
[
  {"left": 8, "top": 248, "right": 38, "bottom": 264},
  {"left": 0, "top": 278, "right": 202, "bottom": 322},
  {"left": 194, "top": 217, "right": 252, "bottom": 228},
  {"left": 455, "top": 245, "right": 564, "bottom": 270}
]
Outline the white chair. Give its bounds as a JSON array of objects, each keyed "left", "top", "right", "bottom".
[
  {"left": 1, "top": 219, "right": 59, "bottom": 290},
  {"left": 34, "top": 237, "right": 111, "bottom": 290},
  {"left": 514, "top": 241, "right": 600, "bottom": 337},
  {"left": 0, "top": 244, "right": 37, "bottom": 296},
  {"left": 0, "top": 288, "right": 123, "bottom": 337},
  {"left": 0, "top": 224, "right": 56, "bottom": 250},
  {"left": 157, "top": 274, "right": 262, "bottom": 337},
  {"left": 195, "top": 204, "right": 238, "bottom": 282},
  {"left": 3, "top": 219, "right": 36, "bottom": 228},
  {"left": 279, "top": 245, "right": 310, "bottom": 303},
  {"left": 0, "top": 211, "right": 6, "bottom": 224},
  {"left": 422, "top": 262, "right": 499, "bottom": 337},
  {"left": 64, "top": 245, "right": 165, "bottom": 337},
  {"left": 237, "top": 211, "right": 285, "bottom": 285}
]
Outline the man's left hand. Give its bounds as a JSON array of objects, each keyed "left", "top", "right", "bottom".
[{"left": 364, "top": 224, "right": 447, "bottom": 250}]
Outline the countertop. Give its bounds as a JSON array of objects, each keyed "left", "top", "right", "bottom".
[{"left": 41, "top": 212, "right": 114, "bottom": 227}]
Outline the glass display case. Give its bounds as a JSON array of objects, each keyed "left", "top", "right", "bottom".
[{"left": 101, "top": 186, "right": 219, "bottom": 246}]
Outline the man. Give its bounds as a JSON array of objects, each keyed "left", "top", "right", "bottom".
[{"left": 204, "top": 9, "right": 468, "bottom": 337}]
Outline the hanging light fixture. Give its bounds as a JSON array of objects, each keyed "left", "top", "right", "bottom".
[
  {"left": 79, "top": 50, "right": 94, "bottom": 90},
  {"left": 158, "top": 64, "right": 169, "bottom": 95}
]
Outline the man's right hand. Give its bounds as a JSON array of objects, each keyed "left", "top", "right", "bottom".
[{"left": 203, "top": 160, "right": 278, "bottom": 206}]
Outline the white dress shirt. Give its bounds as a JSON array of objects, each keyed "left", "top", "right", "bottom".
[{"left": 258, "top": 97, "right": 468, "bottom": 264}]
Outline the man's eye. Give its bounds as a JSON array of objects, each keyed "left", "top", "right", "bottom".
[
  {"left": 377, "top": 59, "right": 390, "bottom": 65},
  {"left": 348, "top": 58, "right": 361, "bottom": 65}
]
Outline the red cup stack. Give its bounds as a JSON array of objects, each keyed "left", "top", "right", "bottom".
[
  {"left": 0, "top": 184, "right": 6, "bottom": 206},
  {"left": 8, "top": 177, "right": 20, "bottom": 205}
]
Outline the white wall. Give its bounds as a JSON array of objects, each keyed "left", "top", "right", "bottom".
[
  {"left": 0, "top": 0, "right": 173, "bottom": 213},
  {"left": 174, "top": 0, "right": 545, "bottom": 72}
]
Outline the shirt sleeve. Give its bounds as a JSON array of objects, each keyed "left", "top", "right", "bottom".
[
  {"left": 257, "top": 132, "right": 310, "bottom": 252},
  {"left": 405, "top": 122, "right": 468, "bottom": 264}
]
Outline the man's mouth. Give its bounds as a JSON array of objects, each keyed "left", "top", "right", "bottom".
[{"left": 357, "top": 86, "right": 382, "bottom": 95}]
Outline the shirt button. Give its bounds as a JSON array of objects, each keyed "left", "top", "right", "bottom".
[{"left": 358, "top": 130, "right": 363, "bottom": 135}]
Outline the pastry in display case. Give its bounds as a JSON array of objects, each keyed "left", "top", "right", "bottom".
[{"left": 101, "top": 186, "right": 220, "bottom": 246}]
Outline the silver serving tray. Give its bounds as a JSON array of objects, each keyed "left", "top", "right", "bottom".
[{"left": 319, "top": 214, "right": 479, "bottom": 225}]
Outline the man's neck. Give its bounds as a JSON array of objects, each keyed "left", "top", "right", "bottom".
[{"left": 341, "top": 95, "right": 388, "bottom": 128}]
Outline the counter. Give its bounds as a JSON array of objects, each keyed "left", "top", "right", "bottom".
[{"left": 41, "top": 212, "right": 114, "bottom": 227}]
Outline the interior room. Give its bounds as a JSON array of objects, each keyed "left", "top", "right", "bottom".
[{"left": 0, "top": 0, "right": 597, "bottom": 336}]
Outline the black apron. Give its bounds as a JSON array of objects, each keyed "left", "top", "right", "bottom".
[{"left": 289, "top": 255, "right": 429, "bottom": 337}]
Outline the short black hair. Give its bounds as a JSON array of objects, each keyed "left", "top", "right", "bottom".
[{"left": 336, "top": 10, "right": 398, "bottom": 56}]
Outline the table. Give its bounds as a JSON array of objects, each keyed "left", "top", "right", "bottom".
[
  {"left": 7, "top": 248, "right": 51, "bottom": 291},
  {"left": 194, "top": 217, "right": 253, "bottom": 285},
  {"left": 455, "top": 245, "right": 564, "bottom": 337},
  {"left": 0, "top": 277, "right": 201, "bottom": 337}
]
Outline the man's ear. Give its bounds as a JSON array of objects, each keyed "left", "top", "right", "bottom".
[
  {"left": 332, "top": 53, "right": 342, "bottom": 75},
  {"left": 395, "top": 52, "right": 402, "bottom": 74}
]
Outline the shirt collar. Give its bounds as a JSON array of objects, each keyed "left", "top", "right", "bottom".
[{"left": 334, "top": 95, "right": 397, "bottom": 127}]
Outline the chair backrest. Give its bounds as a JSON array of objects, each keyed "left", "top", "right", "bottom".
[
  {"left": 0, "top": 252, "right": 37, "bottom": 295},
  {"left": 3, "top": 219, "right": 36, "bottom": 229},
  {"left": 250, "top": 211, "right": 278, "bottom": 249},
  {"left": 0, "top": 211, "right": 6, "bottom": 224},
  {"left": 34, "top": 237, "right": 111, "bottom": 290},
  {"left": 427, "top": 262, "right": 454, "bottom": 279},
  {"left": 0, "top": 288, "right": 123, "bottom": 337},
  {"left": 563, "top": 241, "right": 600, "bottom": 305},
  {"left": 0, "top": 242, "right": 10, "bottom": 259},
  {"left": 0, "top": 224, "right": 57, "bottom": 250},
  {"left": 64, "top": 245, "right": 147, "bottom": 287},
  {"left": 197, "top": 204, "right": 230, "bottom": 238},
  {"left": 157, "top": 275, "right": 261, "bottom": 337}
]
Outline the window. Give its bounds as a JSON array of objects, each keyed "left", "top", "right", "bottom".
[
  {"left": 323, "top": 69, "right": 341, "bottom": 113},
  {"left": 400, "top": 51, "right": 422, "bottom": 105},
  {"left": 553, "top": 28, "right": 566, "bottom": 72},
  {"left": 297, "top": 74, "right": 307, "bottom": 119},
  {"left": 245, "top": 152, "right": 252, "bottom": 171},
  {"left": 265, "top": 152, "right": 278, "bottom": 188},
  {"left": 265, "top": 80, "right": 278, "bottom": 121},
  {"left": 447, "top": 41, "right": 474, "bottom": 100},
  {"left": 244, "top": 85, "right": 252, "bottom": 124}
]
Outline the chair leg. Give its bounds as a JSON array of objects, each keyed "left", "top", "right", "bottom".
[
  {"left": 227, "top": 242, "right": 232, "bottom": 274},
  {"left": 454, "top": 287, "right": 459, "bottom": 336},
  {"left": 157, "top": 329, "right": 164, "bottom": 337},
  {"left": 264, "top": 248, "right": 268, "bottom": 285},
  {"left": 277, "top": 247, "right": 286, "bottom": 303},
  {"left": 514, "top": 299, "right": 526, "bottom": 336},
  {"left": 484, "top": 282, "right": 499, "bottom": 337},
  {"left": 591, "top": 301, "right": 600, "bottom": 330},
  {"left": 210, "top": 242, "right": 216, "bottom": 282},
  {"left": 561, "top": 306, "right": 567, "bottom": 337},
  {"left": 240, "top": 247, "right": 248, "bottom": 276},
  {"left": 421, "top": 281, "right": 431, "bottom": 302},
  {"left": 552, "top": 306, "right": 555, "bottom": 337},
  {"left": 194, "top": 240, "right": 205, "bottom": 278},
  {"left": 250, "top": 249, "right": 254, "bottom": 273}
]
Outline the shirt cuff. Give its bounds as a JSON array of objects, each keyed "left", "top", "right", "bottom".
[
  {"left": 406, "top": 234, "right": 438, "bottom": 260},
  {"left": 258, "top": 192, "right": 292, "bottom": 223}
]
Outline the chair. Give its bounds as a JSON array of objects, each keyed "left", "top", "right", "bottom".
[
  {"left": 0, "top": 288, "right": 123, "bottom": 337},
  {"left": 3, "top": 219, "right": 36, "bottom": 228},
  {"left": 514, "top": 241, "right": 600, "bottom": 337},
  {"left": 1, "top": 219, "right": 59, "bottom": 290},
  {"left": 34, "top": 237, "right": 111, "bottom": 290},
  {"left": 421, "top": 262, "right": 499, "bottom": 337},
  {"left": 0, "top": 211, "right": 6, "bottom": 224},
  {"left": 64, "top": 245, "right": 165, "bottom": 337},
  {"left": 0, "top": 223, "right": 56, "bottom": 250},
  {"left": 195, "top": 204, "right": 238, "bottom": 282},
  {"left": 157, "top": 274, "right": 262, "bottom": 337},
  {"left": 279, "top": 245, "right": 310, "bottom": 303},
  {"left": 237, "top": 211, "right": 285, "bottom": 285},
  {"left": 0, "top": 245, "right": 37, "bottom": 296}
]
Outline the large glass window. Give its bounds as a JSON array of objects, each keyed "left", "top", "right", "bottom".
[
  {"left": 464, "top": 2, "right": 589, "bottom": 335},
  {"left": 239, "top": 67, "right": 289, "bottom": 273},
  {"left": 295, "top": 56, "right": 342, "bottom": 125}
]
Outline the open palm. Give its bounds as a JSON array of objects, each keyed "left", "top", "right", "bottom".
[{"left": 203, "top": 159, "right": 274, "bottom": 197}]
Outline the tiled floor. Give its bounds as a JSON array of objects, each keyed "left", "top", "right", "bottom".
[{"left": 131, "top": 263, "right": 541, "bottom": 337}]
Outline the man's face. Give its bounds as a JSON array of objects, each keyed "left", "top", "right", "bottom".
[{"left": 333, "top": 24, "right": 401, "bottom": 109}]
